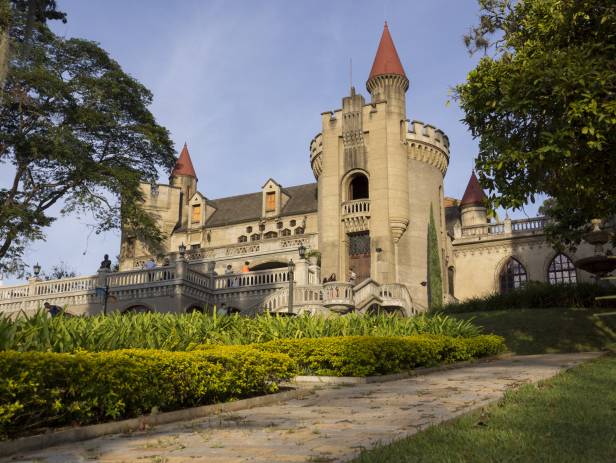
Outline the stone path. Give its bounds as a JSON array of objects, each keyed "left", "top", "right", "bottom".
[{"left": 6, "top": 352, "right": 600, "bottom": 463}]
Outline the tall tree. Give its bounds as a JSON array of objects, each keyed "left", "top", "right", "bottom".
[
  {"left": 427, "top": 204, "right": 443, "bottom": 310},
  {"left": 457, "top": 0, "right": 616, "bottom": 247},
  {"left": 0, "top": 8, "right": 175, "bottom": 275}
]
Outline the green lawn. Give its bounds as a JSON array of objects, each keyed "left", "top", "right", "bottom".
[
  {"left": 451, "top": 307, "right": 616, "bottom": 355},
  {"left": 355, "top": 355, "right": 616, "bottom": 463}
]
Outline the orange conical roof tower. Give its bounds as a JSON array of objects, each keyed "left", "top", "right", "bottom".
[
  {"left": 368, "top": 22, "right": 406, "bottom": 80},
  {"left": 460, "top": 171, "right": 487, "bottom": 207},
  {"left": 171, "top": 143, "right": 197, "bottom": 180}
]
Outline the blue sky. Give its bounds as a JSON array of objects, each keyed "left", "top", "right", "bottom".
[{"left": 1, "top": 0, "right": 543, "bottom": 284}]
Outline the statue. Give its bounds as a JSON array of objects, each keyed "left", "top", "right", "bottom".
[{"left": 100, "top": 254, "right": 112, "bottom": 270}]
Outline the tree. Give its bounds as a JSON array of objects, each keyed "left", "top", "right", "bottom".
[
  {"left": 0, "top": 8, "right": 176, "bottom": 276},
  {"left": 457, "top": 0, "right": 616, "bottom": 247},
  {"left": 427, "top": 204, "right": 443, "bottom": 310}
]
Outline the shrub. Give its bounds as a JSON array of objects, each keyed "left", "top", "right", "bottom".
[
  {"left": 0, "top": 311, "right": 481, "bottom": 353},
  {"left": 441, "top": 282, "right": 615, "bottom": 313},
  {"left": 254, "top": 334, "right": 506, "bottom": 377},
  {"left": 0, "top": 346, "right": 295, "bottom": 438}
]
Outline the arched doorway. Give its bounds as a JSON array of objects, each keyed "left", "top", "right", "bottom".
[
  {"left": 349, "top": 173, "right": 369, "bottom": 200},
  {"left": 122, "top": 305, "right": 152, "bottom": 314}
]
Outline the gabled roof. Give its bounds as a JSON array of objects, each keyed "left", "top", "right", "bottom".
[
  {"left": 368, "top": 22, "right": 406, "bottom": 80},
  {"left": 171, "top": 143, "right": 197, "bottom": 179},
  {"left": 204, "top": 183, "right": 318, "bottom": 227},
  {"left": 460, "top": 171, "right": 487, "bottom": 207}
]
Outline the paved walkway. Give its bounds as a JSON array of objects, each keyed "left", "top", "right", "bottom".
[{"left": 7, "top": 352, "right": 600, "bottom": 463}]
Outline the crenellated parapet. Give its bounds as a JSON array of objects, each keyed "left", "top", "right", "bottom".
[
  {"left": 405, "top": 120, "right": 450, "bottom": 176},
  {"left": 309, "top": 133, "right": 323, "bottom": 179}
]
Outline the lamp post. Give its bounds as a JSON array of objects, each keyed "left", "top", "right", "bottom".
[
  {"left": 288, "top": 259, "right": 295, "bottom": 314},
  {"left": 33, "top": 262, "right": 41, "bottom": 277},
  {"left": 298, "top": 243, "right": 306, "bottom": 260},
  {"left": 178, "top": 242, "right": 186, "bottom": 259}
]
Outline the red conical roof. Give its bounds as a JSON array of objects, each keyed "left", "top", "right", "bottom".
[
  {"left": 368, "top": 22, "right": 406, "bottom": 80},
  {"left": 171, "top": 143, "right": 197, "bottom": 179},
  {"left": 460, "top": 171, "right": 487, "bottom": 207}
]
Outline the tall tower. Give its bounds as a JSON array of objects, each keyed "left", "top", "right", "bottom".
[
  {"left": 312, "top": 23, "right": 450, "bottom": 309},
  {"left": 170, "top": 143, "right": 198, "bottom": 229}
]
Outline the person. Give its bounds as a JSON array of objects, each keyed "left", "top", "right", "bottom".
[
  {"left": 100, "top": 254, "right": 112, "bottom": 270},
  {"left": 144, "top": 258, "right": 156, "bottom": 270},
  {"left": 328, "top": 273, "right": 336, "bottom": 282},
  {"left": 242, "top": 261, "right": 250, "bottom": 273},
  {"left": 218, "top": 303, "right": 228, "bottom": 317},
  {"left": 44, "top": 302, "right": 62, "bottom": 317},
  {"left": 225, "top": 264, "right": 234, "bottom": 288},
  {"left": 348, "top": 268, "right": 357, "bottom": 286}
]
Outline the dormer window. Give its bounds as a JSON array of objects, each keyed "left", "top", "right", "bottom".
[
  {"left": 265, "top": 192, "right": 276, "bottom": 212},
  {"left": 191, "top": 204, "right": 201, "bottom": 224},
  {"left": 251, "top": 233, "right": 261, "bottom": 241},
  {"left": 246, "top": 226, "right": 253, "bottom": 233}
]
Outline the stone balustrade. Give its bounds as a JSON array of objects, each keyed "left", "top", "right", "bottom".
[
  {"left": 0, "top": 257, "right": 415, "bottom": 316},
  {"left": 459, "top": 217, "right": 546, "bottom": 239}
]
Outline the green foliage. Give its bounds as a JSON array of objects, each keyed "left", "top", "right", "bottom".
[
  {"left": 0, "top": 7, "right": 175, "bottom": 274},
  {"left": 0, "top": 346, "right": 296, "bottom": 438},
  {"left": 441, "top": 281, "right": 614, "bottom": 313},
  {"left": 0, "top": 311, "right": 482, "bottom": 352},
  {"left": 256, "top": 335, "right": 506, "bottom": 377},
  {"left": 457, "top": 0, "right": 616, "bottom": 246},
  {"left": 427, "top": 204, "right": 443, "bottom": 309}
]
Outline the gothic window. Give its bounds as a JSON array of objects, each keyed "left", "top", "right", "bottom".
[
  {"left": 246, "top": 226, "right": 253, "bottom": 233},
  {"left": 191, "top": 204, "right": 201, "bottom": 224},
  {"left": 238, "top": 235, "right": 247, "bottom": 243},
  {"left": 499, "top": 258, "right": 527, "bottom": 293},
  {"left": 250, "top": 233, "right": 261, "bottom": 241},
  {"left": 264, "top": 231, "right": 278, "bottom": 239},
  {"left": 281, "top": 228, "right": 291, "bottom": 236},
  {"left": 294, "top": 227, "right": 304, "bottom": 235},
  {"left": 290, "top": 219, "right": 296, "bottom": 227},
  {"left": 265, "top": 192, "right": 276, "bottom": 211},
  {"left": 259, "top": 223, "right": 266, "bottom": 231},
  {"left": 276, "top": 221, "right": 283, "bottom": 229},
  {"left": 548, "top": 254, "right": 577, "bottom": 284}
]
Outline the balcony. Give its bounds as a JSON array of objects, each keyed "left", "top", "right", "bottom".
[{"left": 341, "top": 199, "right": 370, "bottom": 233}]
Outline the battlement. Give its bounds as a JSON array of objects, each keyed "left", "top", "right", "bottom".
[
  {"left": 309, "top": 133, "right": 323, "bottom": 179},
  {"left": 406, "top": 120, "right": 450, "bottom": 155}
]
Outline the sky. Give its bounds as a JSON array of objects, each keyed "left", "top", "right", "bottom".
[{"left": 1, "top": 0, "right": 544, "bottom": 284}]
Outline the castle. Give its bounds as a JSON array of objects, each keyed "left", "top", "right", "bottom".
[{"left": 0, "top": 24, "right": 602, "bottom": 316}]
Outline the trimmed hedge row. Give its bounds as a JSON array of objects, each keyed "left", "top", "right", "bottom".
[
  {"left": 441, "top": 282, "right": 615, "bottom": 313},
  {"left": 0, "top": 346, "right": 296, "bottom": 438},
  {"left": 253, "top": 334, "right": 506, "bottom": 377}
]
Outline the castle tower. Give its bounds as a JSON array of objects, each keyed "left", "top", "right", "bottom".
[
  {"left": 170, "top": 143, "right": 198, "bottom": 229},
  {"left": 313, "top": 23, "right": 450, "bottom": 309},
  {"left": 460, "top": 171, "right": 488, "bottom": 226}
]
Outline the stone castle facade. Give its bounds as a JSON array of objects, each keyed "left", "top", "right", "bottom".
[
  {"left": 0, "top": 24, "right": 602, "bottom": 317},
  {"left": 116, "top": 23, "right": 599, "bottom": 312}
]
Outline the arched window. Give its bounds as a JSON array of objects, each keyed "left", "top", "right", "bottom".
[
  {"left": 548, "top": 254, "right": 577, "bottom": 284},
  {"left": 250, "top": 233, "right": 261, "bottom": 241},
  {"left": 238, "top": 235, "right": 247, "bottom": 243},
  {"left": 294, "top": 227, "right": 304, "bottom": 235},
  {"left": 499, "top": 258, "right": 527, "bottom": 293},
  {"left": 281, "top": 228, "right": 291, "bottom": 236},
  {"left": 349, "top": 173, "right": 369, "bottom": 200},
  {"left": 264, "top": 231, "right": 278, "bottom": 239}
]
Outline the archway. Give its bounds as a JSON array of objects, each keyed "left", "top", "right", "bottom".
[
  {"left": 122, "top": 304, "right": 152, "bottom": 314},
  {"left": 249, "top": 261, "right": 288, "bottom": 271},
  {"left": 349, "top": 173, "right": 369, "bottom": 200}
]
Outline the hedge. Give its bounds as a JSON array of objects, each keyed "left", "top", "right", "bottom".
[
  {"left": 0, "top": 346, "right": 296, "bottom": 438},
  {"left": 441, "top": 282, "right": 615, "bottom": 313},
  {"left": 251, "top": 334, "right": 507, "bottom": 377}
]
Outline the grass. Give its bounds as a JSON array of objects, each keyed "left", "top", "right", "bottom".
[
  {"left": 450, "top": 307, "right": 616, "bottom": 355},
  {"left": 355, "top": 355, "right": 616, "bottom": 463}
]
